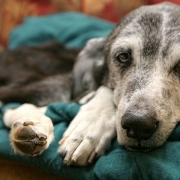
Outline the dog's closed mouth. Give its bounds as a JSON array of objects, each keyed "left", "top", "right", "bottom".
[{"left": 126, "top": 145, "right": 152, "bottom": 152}]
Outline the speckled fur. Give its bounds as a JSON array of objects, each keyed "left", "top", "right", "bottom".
[{"left": 59, "top": 2, "right": 180, "bottom": 166}]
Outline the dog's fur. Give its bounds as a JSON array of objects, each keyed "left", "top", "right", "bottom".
[
  {"left": 3, "top": 2, "right": 180, "bottom": 166},
  {"left": 59, "top": 2, "right": 180, "bottom": 165},
  {"left": 0, "top": 41, "right": 79, "bottom": 106}
]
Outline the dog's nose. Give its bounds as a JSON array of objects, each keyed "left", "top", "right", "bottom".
[{"left": 121, "top": 113, "right": 159, "bottom": 140}]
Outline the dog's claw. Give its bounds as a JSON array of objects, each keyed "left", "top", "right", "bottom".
[
  {"left": 71, "top": 159, "right": 76, "bottom": 164},
  {"left": 38, "top": 134, "right": 47, "bottom": 141},
  {"left": 59, "top": 137, "right": 67, "bottom": 145},
  {"left": 23, "top": 121, "right": 34, "bottom": 126},
  {"left": 13, "top": 121, "right": 22, "bottom": 128},
  {"left": 60, "top": 149, "right": 67, "bottom": 158},
  {"left": 64, "top": 151, "right": 73, "bottom": 163},
  {"left": 88, "top": 151, "right": 97, "bottom": 163}
]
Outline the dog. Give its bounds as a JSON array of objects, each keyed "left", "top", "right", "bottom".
[
  {"left": 58, "top": 2, "right": 180, "bottom": 166},
  {"left": 3, "top": 2, "right": 180, "bottom": 166}
]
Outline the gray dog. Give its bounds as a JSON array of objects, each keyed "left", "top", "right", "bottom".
[
  {"left": 4, "top": 2, "right": 180, "bottom": 166},
  {"left": 59, "top": 2, "right": 180, "bottom": 165}
]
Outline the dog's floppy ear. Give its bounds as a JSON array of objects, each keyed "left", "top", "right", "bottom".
[{"left": 72, "top": 37, "right": 107, "bottom": 100}]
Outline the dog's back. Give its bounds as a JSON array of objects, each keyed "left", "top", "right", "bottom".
[{"left": 0, "top": 41, "right": 80, "bottom": 106}]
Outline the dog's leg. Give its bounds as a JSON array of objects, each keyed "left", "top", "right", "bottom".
[
  {"left": 59, "top": 86, "right": 116, "bottom": 166},
  {"left": 3, "top": 104, "right": 54, "bottom": 156}
]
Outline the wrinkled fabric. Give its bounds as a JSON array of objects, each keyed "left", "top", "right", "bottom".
[
  {"left": 1, "top": 102, "right": 180, "bottom": 180},
  {"left": 9, "top": 12, "right": 115, "bottom": 49}
]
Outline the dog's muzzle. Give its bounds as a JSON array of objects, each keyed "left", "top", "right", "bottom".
[{"left": 121, "top": 112, "right": 159, "bottom": 141}]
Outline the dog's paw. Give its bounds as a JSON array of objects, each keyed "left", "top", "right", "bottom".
[
  {"left": 58, "top": 106, "right": 116, "bottom": 166},
  {"left": 10, "top": 116, "right": 54, "bottom": 156},
  {"left": 10, "top": 120, "right": 50, "bottom": 156},
  {"left": 4, "top": 104, "right": 54, "bottom": 156},
  {"left": 58, "top": 86, "right": 116, "bottom": 166}
]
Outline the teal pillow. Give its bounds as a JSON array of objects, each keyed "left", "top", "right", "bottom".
[{"left": 9, "top": 12, "right": 115, "bottom": 49}]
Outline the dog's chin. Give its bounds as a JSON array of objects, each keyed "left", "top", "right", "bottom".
[{"left": 125, "top": 145, "right": 152, "bottom": 152}]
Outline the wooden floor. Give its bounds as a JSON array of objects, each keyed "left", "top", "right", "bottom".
[{"left": 0, "top": 158, "right": 68, "bottom": 180}]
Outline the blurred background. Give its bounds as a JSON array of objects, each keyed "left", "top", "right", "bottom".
[{"left": 0, "top": 0, "right": 180, "bottom": 50}]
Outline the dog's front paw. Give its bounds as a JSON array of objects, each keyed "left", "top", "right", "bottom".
[
  {"left": 4, "top": 104, "right": 54, "bottom": 156},
  {"left": 11, "top": 120, "right": 50, "bottom": 156},
  {"left": 58, "top": 86, "right": 116, "bottom": 166}
]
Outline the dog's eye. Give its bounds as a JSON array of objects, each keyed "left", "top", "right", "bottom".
[
  {"left": 176, "top": 63, "right": 180, "bottom": 70},
  {"left": 115, "top": 52, "right": 132, "bottom": 65},
  {"left": 174, "top": 63, "right": 180, "bottom": 76}
]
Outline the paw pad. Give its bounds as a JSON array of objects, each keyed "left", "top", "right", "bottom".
[{"left": 13, "top": 125, "right": 47, "bottom": 156}]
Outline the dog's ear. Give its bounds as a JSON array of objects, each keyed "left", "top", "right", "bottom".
[{"left": 72, "top": 37, "right": 107, "bottom": 100}]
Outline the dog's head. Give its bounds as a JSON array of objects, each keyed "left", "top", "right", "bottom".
[
  {"left": 79, "top": 2, "right": 180, "bottom": 152},
  {"left": 105, "top": 2, "right": 180, "bottom": 151}
]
